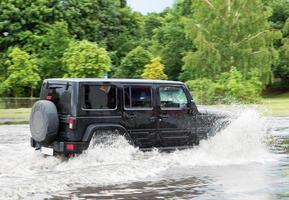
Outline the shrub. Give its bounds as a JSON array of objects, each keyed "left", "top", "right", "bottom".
[
  {"left": 141, "top": 57, "right": 168, "bottom": 80},
  {"left": 186, "top": 68, "right": 262, "bottom": 104}
]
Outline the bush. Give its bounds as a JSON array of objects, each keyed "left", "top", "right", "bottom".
[
  {"left": 141, "top": 57, "right": 168, "bottom": 80},
  {"left": 63, "top": 40, "right": 111, "bottom": 78},
  {"left": 186, "top": 68, "right": 262, "bottom": 104}
]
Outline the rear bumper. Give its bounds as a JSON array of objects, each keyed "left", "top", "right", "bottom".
[{"left": 30, "top": 138, "right": 89, "bottom": 155}]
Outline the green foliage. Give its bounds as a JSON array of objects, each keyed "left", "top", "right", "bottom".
[
  {"left": 273, "top": 36, "right": 289, "bottom": 87},
  {"left": 63, "top": 40, "right": 111, "bottom": 78},
  {"left": 0, "top": 0, "right": 142, "bottom": 77},
  {"left": 182, "top": 0, "right": 281, "bottom": 85},
  {"left": 37, "top": 21, "right": 72, "bottom": 78},
  {"left": 151, "top": 1, "right": 194, "bottom": 80},
  {"left": 141, "top": 57, "right": 168, "bottom": 80},
  {"left": 4, "top": 48, "right": 41, "bottom": 97},
  {"left": 144, "top": 13, "right": 163, "bottom": 38},
  {"left": 186, "top": 68, "right": 262, "bottom": 104},
  {"left": 0, "top": 0, "right": 289, "bottom": 98},
  {"left": 109, "top": 7, "right": 145, "bottom": 67},
  {"left": 271, "top": 3, "right": 289, "bottom": 88},
  {"left": 115, "top": 46, "right": 152, "bottom": 78},
  {"left": 268, "top": 0, "right": 289, "bottom": 29}
]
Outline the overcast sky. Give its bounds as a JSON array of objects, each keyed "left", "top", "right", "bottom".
[{"left": 127, "top": 0, "right": 175, "bottom": 14}]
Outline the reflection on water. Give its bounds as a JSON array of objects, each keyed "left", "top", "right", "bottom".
[
  {"left": 0, "top": 110, "right": 289, "bottom": 200},
  {"left": 67, "top": 177, "right": 208, "bottom": 199},
  {"left": 0, "top": 98, "right": 38, "bottom": 109}
]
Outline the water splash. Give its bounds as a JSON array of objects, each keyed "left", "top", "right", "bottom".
[{"left": 0, "top": 108, "right": 277, "bottom": 199}]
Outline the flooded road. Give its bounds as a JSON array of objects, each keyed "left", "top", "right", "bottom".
[{"left": 0, "top": 110, "right": 288, "bottom": 199}]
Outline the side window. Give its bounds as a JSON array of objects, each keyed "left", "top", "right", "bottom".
[
  {"left": 159, "top": 86, "right": 188, "bottom": 109},
  {"left": 124, "top": 86, "right": 152, "bottom": 109},
  {"left": 83, "top": 85, "right": 117, "bottom": 110}
]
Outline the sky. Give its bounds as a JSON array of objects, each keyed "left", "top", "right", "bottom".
[{"left": 127, "top": 0, "right": 175, "bottom": 14}]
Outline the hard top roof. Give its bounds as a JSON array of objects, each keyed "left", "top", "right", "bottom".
[{"left": 44, "top": 78, "right": 184, "bottom": 85}]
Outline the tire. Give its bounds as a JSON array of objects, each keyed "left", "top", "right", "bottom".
[{"left": 29, "top": 100, "right": 59, "bottom": 144}]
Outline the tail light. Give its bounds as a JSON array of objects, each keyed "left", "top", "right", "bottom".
[
  {"left": 46, "top": 95, "right": 52, "bottom": 100},
  {"left": 66, "top": 144, "right": 75, "bottom": 151},
  {"left": 69, "top": 117, "right": 76, "bottom": 129}
]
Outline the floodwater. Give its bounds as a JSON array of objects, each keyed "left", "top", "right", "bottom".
[{"left": 0, "top": 109, "right": 289, "bottom": 200}]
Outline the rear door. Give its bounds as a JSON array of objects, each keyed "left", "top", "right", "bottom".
[
  {"left": 123, "top": 85, "right": 158, "bottom": 148},
  {"left": 77, "top": 83, "right": 122, "bottom": 139},
  {"left": 157, "top": 85, "right": 195, "bottom": 147}
]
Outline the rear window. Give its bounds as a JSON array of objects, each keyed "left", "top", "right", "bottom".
[
  {"left": 82, "top": 85, "right": 117, "bottom": 110},
  {"left": 40, "top": 83, "right": 71, "bottom": 114},
  {"left": 124, "top": 86, "right": 152, "bottom": 109}
]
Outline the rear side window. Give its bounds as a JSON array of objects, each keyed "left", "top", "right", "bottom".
[
  {"left": 159, "top": 86, "right": 188, "bottom": 109},
  {"left": 82, "top": 85, "right": 117, "bottom": 110},
  {"left": 40, "top": 83, "right": 71, "bottom": 114},
  {"left": 124, "top": 86, "right": 152, "bottom": 109}
]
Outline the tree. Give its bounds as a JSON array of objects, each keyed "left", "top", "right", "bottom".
[
  {"left": 63, "top": 40, "right": 111, "bottom": 78},
  {"left": 144, "top": 13, "right": 163, "bottom": 38},
  {"left": 0, "top": 0, "right": 142, "bottom": 78},
  {"left": 182, "top": 0, "right": 281, "bottom": 85},
  {"left": 186, "top": 68, "right": 262, "bottom": 104},
  {"left": 115, "top": 46, "right": 153, "bottom": 78},
  {"left": 267, "top": 0, "right": 289, "bottom": 89},
  {"left": 4, "top": 48, "right": 40, "bottom": 97},
  {"left": 151, "top": 1, "right": 194, "bottom": 80},
  {"left": 37, "top": 21, "right": 72, "bottom": 78},
  {"left": 0, "top": 0, "right": 63, "bottom": 81},
  {"left": 273, "top": 28, "right": 289, "bottom": 89},
  {"left": 142, "top": 57, "right": 168, "bottom": 80},
  {"left": 267, "top": 0, "right": 289, "bottom": 29},
  {"left": 109, "top": 7, "right": 145, "bottom": 67}
]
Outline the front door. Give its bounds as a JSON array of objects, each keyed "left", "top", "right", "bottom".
[
  {"left": 157, "top": 85, "right": 196, "bottom": 147},
  {"left": 123, "top": 85, "right": 158, "bottom": 148}
]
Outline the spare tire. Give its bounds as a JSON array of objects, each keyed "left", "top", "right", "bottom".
[{"left": 30, "top": 100, "right": 59, "bottom": 143}]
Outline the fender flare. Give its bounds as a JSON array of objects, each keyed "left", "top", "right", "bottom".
[{"left": 82, "top": 124, "right": 134, "bottom": 145}]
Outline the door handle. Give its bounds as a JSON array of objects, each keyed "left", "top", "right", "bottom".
[
  {"left": 124, "top": 113, "right": 136, "bottom": 119},
  {"left": 160, "top": 114, "right": 169, "bottom": 119},
  {"left": 128, "top": 114, "right": 136, "bottom": 119}
]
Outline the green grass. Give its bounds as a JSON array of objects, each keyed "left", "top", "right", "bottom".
[
  {"left": 261, "top": 100, "right": 289, "bottom": 116},
  {"left": 199, "top": 92, "right": 289, "bottom": 116},
  {"left": 0, "top": 108, "right": 31, "bottom": 124},
  {"left": 261, "top": 91, "right": 289, "bottom": 116}
]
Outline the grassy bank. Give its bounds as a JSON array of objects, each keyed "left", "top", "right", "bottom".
[
  {"left": 0, "top": 108, "right": 30, "bottom": 125},
  {"left": 201, "top": 92, "right": 289, "bottom": 116},
  {"left": 261, "top": 99, "right": 289, "bottom": 116},
  {"left": 261, "top": 92, "right": 289, "bottom": 116}
]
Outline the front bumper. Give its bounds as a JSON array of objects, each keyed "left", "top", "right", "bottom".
[{"left": 31, "top": 138, "right": 89, "bottom": 155}]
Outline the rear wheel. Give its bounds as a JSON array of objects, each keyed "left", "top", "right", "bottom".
[
  {"left": 90, "top": 130, "right": 118, "bottom": 147},
  {"left": 89, "top": 130, "right": 131, "bottom": 149}
]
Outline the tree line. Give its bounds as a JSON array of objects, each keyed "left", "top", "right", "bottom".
[{"left": 0, "top": 0, "right": 288, "bottom": 103}]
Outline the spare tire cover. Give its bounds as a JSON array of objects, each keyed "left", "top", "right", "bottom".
[{"left": 30, "top": 100, "right": 59, "bottom": 143}]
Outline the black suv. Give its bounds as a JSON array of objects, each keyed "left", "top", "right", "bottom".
[{"left": 30, "top": 78, "right": 228, "bottom": 156}]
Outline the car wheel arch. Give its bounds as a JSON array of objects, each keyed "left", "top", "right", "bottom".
[{"left": 82, "top": 124, "right": 134, "bottom": 145}]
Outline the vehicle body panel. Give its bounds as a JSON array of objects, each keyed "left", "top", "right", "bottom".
[{"left": 32, "top": 78, "right": 228, "bottom": 155}]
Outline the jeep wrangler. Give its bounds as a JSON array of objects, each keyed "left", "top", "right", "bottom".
[{"left": 30, "top": 78, "right": 228, "bottom": 156}]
